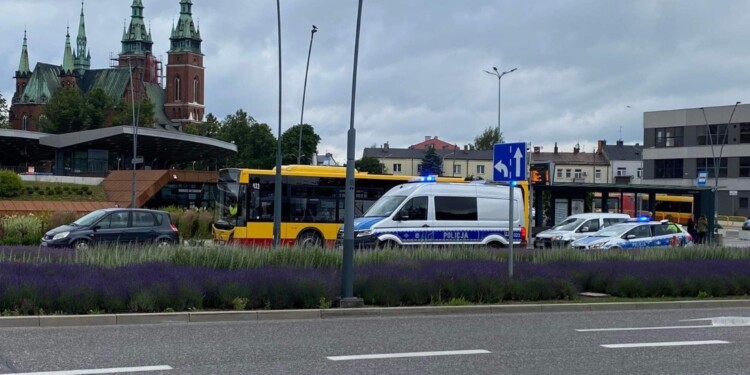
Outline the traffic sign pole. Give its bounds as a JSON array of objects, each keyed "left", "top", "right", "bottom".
[{"left": 508, "top": 184, "right": 514, "bottom": 279}]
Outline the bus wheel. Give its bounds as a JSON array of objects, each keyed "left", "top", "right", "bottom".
[
  {"left": 377, "top": 239, "right": 399, "bottom": 250},
  {"left": 297, "top": 231, "right": 323, "bottom": 248}
]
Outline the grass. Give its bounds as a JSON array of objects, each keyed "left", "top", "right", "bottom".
[{"left": 14, "top": 181, "right": 108, "bottom": 202}]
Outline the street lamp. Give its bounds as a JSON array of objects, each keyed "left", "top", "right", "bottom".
[
  {"left": 484, "top": 66, "right": 517, "bottom": 141},
  {"left": 297, "top": 25, "right": 318, "bottom": 165},
  {"left": 273, "top": 0, "right": 283, "bottom": 247},
  {"left": 127, "top": 58, "right": 138, "bottom": 208}
]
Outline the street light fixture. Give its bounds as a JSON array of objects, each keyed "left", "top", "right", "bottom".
[
  {"left": 297, "top": 25, "right": 318, "bottom": 165},
  {"left": 484, "top": 67, "right": 517, "bottom": 142},
  {"left": 273, "top": 0, "right": 283, "bottom": 247}
]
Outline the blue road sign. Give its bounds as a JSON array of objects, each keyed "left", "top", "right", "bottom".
[
  {"left": 697, "top": 171, "right": 708, "bottom": 186},
  {"left": 493, "top": 142, "right": 526, "bottom": 182}
]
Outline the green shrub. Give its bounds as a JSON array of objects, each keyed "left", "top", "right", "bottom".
[
  {"left": 0, "top": 170, "right": 24, "bottom": 198},
  {"left": 178, "top": 210, "right": 198, "bottom": 239},
  {"left": 81, "top": 186, "right": 90, "bottom": 193},
  {"left": 196, "top": 211, "right": 214, "bottom": 239},
  {"left": 54, "top": 186, "right": 63, "bottom": 195},
  {"left": 32, "top": 186, "right": 40, "bottom": 192},
  {"left": 0, "top": 215, "right": 43, "bottom": 245}
]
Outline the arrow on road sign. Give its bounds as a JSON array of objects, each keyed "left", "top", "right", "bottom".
[
  {"left": 494, "top": 160, "right": 509, "bottom": 178},
  {"left": 514, "top": 147, "right": 523, "bottom": 178}
]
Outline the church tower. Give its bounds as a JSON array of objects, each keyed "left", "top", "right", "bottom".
[
  {"left": 73, "top": 1, "right": 91, "bottom": 76},
  {"left": 118, "top": 0, "right": 159, "bottom": 86},
  {"left": 13, "top": 30, "right": 31, "bottom": 104},
  {"left": 165, "top": 0, "right": 205, "bottom": 125},
  {"left": 60, "top": 26, "right": 77, "bottom": 88}
]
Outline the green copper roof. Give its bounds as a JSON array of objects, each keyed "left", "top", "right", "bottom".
[
  {"left": 74, "top": 0, "right": 91, "bottom": 75},
  {"left": 144, "top": 82, "right": 177, "bottom": 127},
  {"left": 121, "top": 0, "right": 153, "bottom": 55},
  {"left": 62, "top": 27, "right": 75, "bottom": 74},
  {"left": 20, "top": 63, "right": 62, "bottom": 104},
  {"left": 170, "top": 0, "right": 202, "bottom": 54},
  {"left": 17, "top": 30, "right": 31, "bottom": 76},
  {"left": 79, "top": 69, "right": 131, "bottom": 101}
]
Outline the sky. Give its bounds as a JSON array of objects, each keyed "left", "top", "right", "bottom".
[{"left": 2, "top": 0, "right": 750, "bottom": 160}]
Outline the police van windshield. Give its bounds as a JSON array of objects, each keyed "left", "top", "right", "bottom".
[
  {"left": 364, "top": 195, "right": 408, "bottom": 217},
  {"left": 551, "top": 218, "right": 585, "bottom": 231}
]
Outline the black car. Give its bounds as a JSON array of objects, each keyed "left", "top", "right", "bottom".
[{"left": 41, "top": 208, "right": 180, "bottom": 249}]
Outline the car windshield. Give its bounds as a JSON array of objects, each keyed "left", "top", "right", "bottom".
[
  {"left": 592, "top": 224, "right": 635, "bottom": 237},
  {"left": 73, "top": 210, "right": 108, "bottom": 226},
  {"left": 364, "top": 195, "right": 408, "bottom": 217},
  {"left": 551, "top": 218, "right": 585, "bottom": 231}
]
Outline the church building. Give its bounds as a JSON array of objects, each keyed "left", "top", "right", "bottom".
[{"left": 9, "top": 0, "right": 205, "bottom": 132}]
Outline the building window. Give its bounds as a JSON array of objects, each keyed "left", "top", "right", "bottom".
[
  {"left": 476, "top": 165, "right": 485, "bottom": 174},
  {"left": 654, "top": 159, "right": 684, "bottom": 179},
  {"left": 740, "top": 197, "right": 749, "bottom": 209},
  {"left": 698, "top": 125, "right": 728, "bottom": 146},
  {"left": 637, "top": 168, "right": 643, "bottom": 178},
  {"left": 740, "top": 157, "right": 750, "bottom": 178},
  {"left": 595, "top": 169, "right": 601, "bottom": 179},
  {"left": 574, "top": 169, "right": 582, "bottom": 179},
  {"left": 655, "top": 127, "right": 684, "bottom": 147},
  {"left": 565, "top": 169, "right": 571, "bottom": 178},
  {"left": 21, "top": 115, "right": 29, "bottom": 131},
  {"left": 193, "top": 78, "right": 199, "bottom": 103},
  {"left": 741, "top": 124, "right": 750, "bottom": 143},
  {"left": 697, "top": 158, "right": 728, "bottom": 178},
  {"left": 616, "top": 167, "right": 627, "bottom": 176},
  {"left": 557, "top": 169, "right": 562, "bottom": 178},
  {"left": 453, "top": 164, "right": 462, "bottom": 175},
  {"left": 175, "top": 77, "right": 181, "bottom": 101},
  {"left": 417, "top": 164, "right": 423, "bottom": 173},
  {"left": 393, "top": 163, "right": 402, "bottom": 173}
]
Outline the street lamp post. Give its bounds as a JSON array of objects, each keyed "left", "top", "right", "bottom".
[
  {"left": 128, "top": 58, "right": 138, "bottom": 208},
  {"left": 273, "top": 0, "right": 283, "bottom": 247},
  {"left": 297, "top": 25, "right": 318, "bottom": 165},
  {"left": 484, "top": 67, "right": 517, "bottom": 141}
]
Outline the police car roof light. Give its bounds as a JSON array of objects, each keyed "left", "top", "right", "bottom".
[{"left": 409, "top": 175, "right": 437, "bottom": 183}]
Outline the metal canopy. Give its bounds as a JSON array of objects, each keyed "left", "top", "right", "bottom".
[
  {"left": 0, "top": 129, "right": 55, "bottom": 165},
  {"left": 535, "top": 182, "right": 714, "bottom": 195}
]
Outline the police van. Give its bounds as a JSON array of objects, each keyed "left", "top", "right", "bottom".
[{"left": 338, "top": 180, "right": 525, "bottom": 249}]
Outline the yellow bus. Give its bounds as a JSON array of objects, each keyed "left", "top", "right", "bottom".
[
  {"left": 211, "top": 166, "right": 468, "bottom": 247},
  {"left": 213, "top": 165, "right": 530, "bottom": 247},
  {"left": 640, "top": 195, "right": 694, "bottom": 225}
]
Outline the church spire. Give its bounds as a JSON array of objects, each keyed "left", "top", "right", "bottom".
[
  {"left": 121, "top": 0, "right": 153, "bottom": 55},
  {"left": 74, "top": 0, "right": 91, "bottom": 75},
  {"left": 17, "top": 29, "right": 30, "bottom": 76},
  {"left": 62, "top": 26, "right": 75, "bottom": 74},
  {"left": 170, "top": 0, "right": 202, "bottom": 54}
]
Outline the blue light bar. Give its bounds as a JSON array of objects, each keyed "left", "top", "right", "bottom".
[
  {"left": 638, "top": 215, "right": 650, "bottom": 222},
  {"left": 409, "top": 175, "right": 437, "bottom": 183}
]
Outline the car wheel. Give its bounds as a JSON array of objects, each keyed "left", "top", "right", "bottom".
[
  {"left": 297, "top": 231, "right": 323, "bottom": 248},
  {"left": 377, "top": 239, "right": 399, "bottom": 250},
  {"left": 156, "top": 238, "right": 174, "bottom": 247},
  {"left": 72, "top": 239, "right": 90, "bottom": 250}
]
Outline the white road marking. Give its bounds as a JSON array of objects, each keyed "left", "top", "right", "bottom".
[
  {"left": 3, "top": 365, "right": 173, "bottom": 375},
  {"left": 602, "top": 340, "right": 730, "bottom": 349},
  {"left": 327, "top": 349, "right": 491, "bottom": 361},
  {"left": 576, "top": 323, "right": 750, "bottom": 332}
]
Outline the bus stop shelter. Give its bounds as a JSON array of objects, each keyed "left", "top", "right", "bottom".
[{"left": 532, "top": 183, "right": 717, "bottom": 242}]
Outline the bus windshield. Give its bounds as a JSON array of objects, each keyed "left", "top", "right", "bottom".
[
  {"left": 364, "top": 195, "right": 408, "bottom": 217},
  {"left": 216, "top": 169, "right": 245, "bottom": 226}
]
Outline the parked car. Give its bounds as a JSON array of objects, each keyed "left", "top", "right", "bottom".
[
  {"left": 571, "top": 219, "right": 693, "bottom": 250},
  {"left": 743, "top": 220, "right": 750, "bottom": 231},
  {"left": 533, "top": 213, "right": 630, "bottom": 248},
  {"left": 41, "top": 208, "right": 179, "bottom": 249}
]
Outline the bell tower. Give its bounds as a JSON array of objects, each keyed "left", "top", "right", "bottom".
[{"left": 165, "top": 0, "right": 205, "bottom": 126}]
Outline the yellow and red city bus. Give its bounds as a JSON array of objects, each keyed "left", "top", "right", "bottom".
[{"left": 211, "top": 165, "right": 469, "bottom": 247}]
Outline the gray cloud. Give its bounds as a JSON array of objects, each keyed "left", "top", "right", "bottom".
[{"left": 2, "top": 0, "right": 749, "bottom": 160}]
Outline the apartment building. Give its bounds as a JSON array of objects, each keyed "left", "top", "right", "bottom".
[
  {"left": 642, "top": 104, "right": 750, "bottom": 216},
  {"left": 363, "top": 142, "right": 493, "bottom": 179},
  {"left": 600, "top": 140, "right": 643, "bottom": 184},
  {"left": 533, "top": 143, "right": 611, "bottom": 184}
]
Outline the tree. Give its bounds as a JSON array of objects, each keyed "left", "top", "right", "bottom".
[
  {"left": 356, "top": 156, "right": 385, "bottom": 174},
  {"left": 40, "top": 87, "right": 88, "bottom": 134},
  {"left": 421, "top": 147, "right": 443, "bottom": 176},
  {"left": 85, "top": 88, "right": 115, "bottom": 129},
  {"left": 216, "top": 109, "right": 277, "bottom": 169},
  {"left": 280, "top": 124, "right": 321, "bottom": 165},
  {"left": 111, "top": 98, "right": 155, "bottom": 128},
  {"left": 185, "top": 113, "right": 221, "bottom": 138},
  {"left": 0, "top": 93, "right": 9, "bottom": 129},
  {"left": 473, "top": 126, "right": 505, "bottom": 150}
]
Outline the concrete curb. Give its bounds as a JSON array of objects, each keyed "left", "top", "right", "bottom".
[{"left": 2, "top": 299, "right": 749, "bottom": 328}]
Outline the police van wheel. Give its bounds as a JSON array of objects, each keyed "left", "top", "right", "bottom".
[
  {"left": 297, "top": 231, "right": 323, "bottom": 248},
  {"left": 487, "top": 241, "right": 504, "bottom": 250},
  {"left": 377, "top": 240, "right": 399, "bottom": 249}
]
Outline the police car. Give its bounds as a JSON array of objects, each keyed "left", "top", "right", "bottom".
[{"left": 570, "top": 218, "right": 693, "bottom": 250}]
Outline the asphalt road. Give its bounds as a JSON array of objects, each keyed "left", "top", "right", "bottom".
[{"left": 1, "top": 307, "right": 749, "bottom": 375}]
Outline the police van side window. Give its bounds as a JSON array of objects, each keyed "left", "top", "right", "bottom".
[
  {"left": 435, "top": 196, "right": 478, "bottom": 221},
  {"left": 399, "top": 196, "right": 428, "bottom": 221}
]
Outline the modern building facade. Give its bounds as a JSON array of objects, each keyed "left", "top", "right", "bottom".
[{"left": 642, "top": 104, "right": 750, "bottom": 217}]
